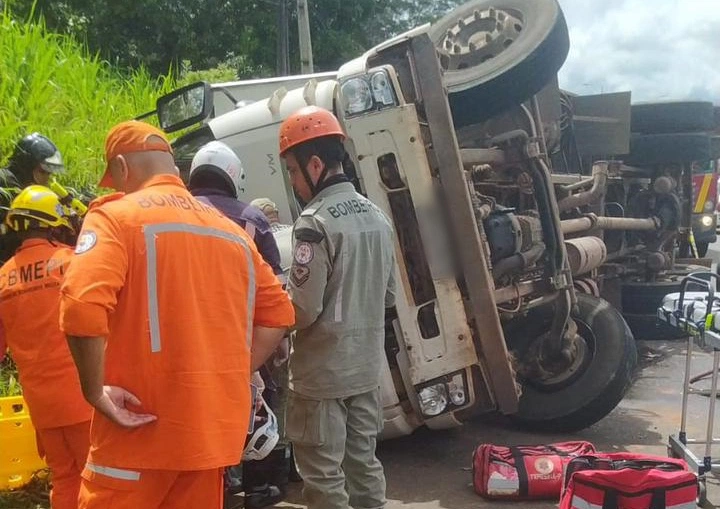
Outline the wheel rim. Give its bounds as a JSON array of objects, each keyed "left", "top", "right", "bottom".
[
  {"left": 526, "top": 319, "right": 596, "bottom": 392},
  {"left": 437, "top": 7, "right": 525, "bottom": 71}
]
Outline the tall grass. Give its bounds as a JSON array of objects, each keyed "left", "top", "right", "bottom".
[
  {"left": 0, "top": 13, "right": 244, "bottom": 507},
  {"left": 0, "top": 10, "right": 177, "bottom": 190}
]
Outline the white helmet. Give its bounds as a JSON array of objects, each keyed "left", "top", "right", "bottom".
[
  {"left": 244, "top": 397, "right": 279, "bottom": 462},
  {"left": 189, "top": 141, "right": 246, "bottom": 198}
]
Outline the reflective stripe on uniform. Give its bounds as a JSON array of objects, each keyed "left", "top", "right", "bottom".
[
  {"left": 143, "top": 223, "right": 256, "bottom": 352},
  {"left": 86, "top": 462, "right": 141, "bottom": 481}
]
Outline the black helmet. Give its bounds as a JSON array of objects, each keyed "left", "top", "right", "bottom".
[{"left": 7, "top": 133, "right": 64, "bottom": 186}]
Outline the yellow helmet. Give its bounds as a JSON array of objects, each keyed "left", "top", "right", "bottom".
[{"left": 6, "top": 185, "right": 73, "bottom": 232}]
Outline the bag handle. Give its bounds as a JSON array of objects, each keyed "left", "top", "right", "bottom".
[
  {"left": 600, "top": 487, "right": 666, "bottom": 509},
  {"left": 601, "top": 489, "right": 618, "bottom": 509},
  {"left": 649, "top": 489, "right": 666, "bottom": 509},
  {"left": 510, "top": 447, "right": 529, "bottom": 497},
  {"left": 612, "top": 460, "right": 682, "bottom": 472}
]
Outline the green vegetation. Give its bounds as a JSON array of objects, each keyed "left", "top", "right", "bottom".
[
  {"left": 0, "top": 356, "right": 20, "bottom": 397},
  {"left": 0, "top": 9, "right": 175, "bottom": 190},
  {"left": 0, "top": 13, "right": 172, "bottom": 506},
  {"left": 0, "top": 471, "right": 49, "bottom": 509},
  {"left": 6, "top": 0, "right": 464, "bottom": 77}
]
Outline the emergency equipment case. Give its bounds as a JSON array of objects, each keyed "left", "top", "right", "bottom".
[
  {"left": 472, "top": 441, "right": 595, "bottom": 500},
  {"left": 559, "top": 453, "right": 697, "bottom": 509}
]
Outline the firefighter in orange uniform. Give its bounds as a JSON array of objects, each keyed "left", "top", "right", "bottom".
[
  {"left": 59, "top": 121, "right": 295, "bottom": 509},
  {"left": 0, "top": 185, "right": 92, "bottom": 509}
]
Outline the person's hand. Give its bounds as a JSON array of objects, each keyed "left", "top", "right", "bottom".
[{"left": 92, "top": 386, "right": 157, "bottom": 428}]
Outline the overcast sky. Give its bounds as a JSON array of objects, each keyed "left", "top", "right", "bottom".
[{"left": 556, "top": 0, "right": 719, "bottom": 104}]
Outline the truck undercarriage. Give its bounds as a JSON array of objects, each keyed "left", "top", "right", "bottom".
[{"left": 156, "top": 0, "right": 718, "bottom": 436}]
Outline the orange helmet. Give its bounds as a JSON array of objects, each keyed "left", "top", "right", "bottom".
[{"left": 278, "top": 106, "right": 346, "bottom": 157}]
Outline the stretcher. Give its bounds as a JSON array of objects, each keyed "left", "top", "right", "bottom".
[{"left": 657, "top": 272, "right": 720, "bottom": 505}]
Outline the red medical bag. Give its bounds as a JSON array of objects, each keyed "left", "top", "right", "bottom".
[
  {"left": 560, "top": 453, "right": 697, "bottom": 509},
  {"left": 472, "top": 441, "right": 596, "bottom": 500}
]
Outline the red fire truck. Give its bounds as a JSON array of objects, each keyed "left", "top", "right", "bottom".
[{"left": 691, "top": 159, "right": 718, "bottom": 257}]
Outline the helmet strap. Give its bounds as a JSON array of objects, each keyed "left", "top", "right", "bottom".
[
  {"left": 300, "top": 164, "right": 317, "bottom": 198},
  {"left": 301, "top": 164, "right": 332, "bottom": 199}
]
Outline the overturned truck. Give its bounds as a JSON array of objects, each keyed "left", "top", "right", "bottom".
[
  {"left": 548, "top": 97, "right": 720, "bottom": 341},
  {"left": 155, "top": 0, "right": 640, "bottom": 436}
]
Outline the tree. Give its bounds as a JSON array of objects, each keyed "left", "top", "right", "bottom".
[{"left": 5, "top": 0, "right": 466, "bottom": 78}]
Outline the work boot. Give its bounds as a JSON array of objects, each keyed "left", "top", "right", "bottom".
[
  {"left": 243, "top": 452, "right": 287, "bottom": 509},
  {"left": 244, "top": 483, "right": 285, "bottom": 509}
]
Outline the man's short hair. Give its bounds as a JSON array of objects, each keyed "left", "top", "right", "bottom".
[{"left": 292, "top": 135, "right": 346, "bottom": 173}]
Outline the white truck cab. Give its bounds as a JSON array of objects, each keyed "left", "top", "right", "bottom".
[{"left": 156, "top": 0, "right": 637, "bottom": 438}]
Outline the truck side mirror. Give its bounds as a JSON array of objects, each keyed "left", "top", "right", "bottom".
[{"left": 156, "top": 82, "right": 213, "bottom": 133}]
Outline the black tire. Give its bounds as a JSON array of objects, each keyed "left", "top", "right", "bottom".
[
  {"left": 506, "top": 294, "right": 638, "bottom": 432},
  {"left": 623, "top": 314, "right": 686, "bottom": 341},
  {"left": 698, "top": 478, "right": 709, "bottom": 508},
  {"left": 621, "top": 279, "right": 683, "bottom": 316},
  {"left": 621, "top": 271, "right": 711, "bottom": 340},
  {"left": 429, "top": 0, "right": 569, "bottom": 128},
  {"left": 631, "top": 101, "right": 715, "bottom": 134},
  {"left": 625, "top": 132, "right": 720, "bottom": 166}
]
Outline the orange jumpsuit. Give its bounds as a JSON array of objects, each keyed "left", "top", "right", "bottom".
[
  {"left": 0, "top": 238, "right": 92, "bottom": 509},
  {"left": 59, "top": 174, "right": 295, "bottom": 509}
]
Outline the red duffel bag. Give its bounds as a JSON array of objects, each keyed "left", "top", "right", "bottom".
[
  {"left": 560, "top": 453, "right": 697, "bottom": 509},
  {"left": 472, "top": 441, "right": 596, "bottom": 500}
]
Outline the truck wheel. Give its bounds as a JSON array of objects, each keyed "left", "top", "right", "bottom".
[
  {"left": 506, "top": 293, "right": 637, "bottom": 432},
  {"left": 623, "top": 314, "right": 686, "bottom": 342},
  {"left": 429, "top": 0, "right": 569, "bottom": 128},
  {"left": 625, "top": 132, "right": 720, "bottom": 166},
  {"left": 621, "top": 279, "right": 682, "bottom": 317},
  {"left": 621, "top": 271, "right": 708, "bottom": 340},
  {"left": 631, "top": 101, "right": 715, "bottom": 134}
]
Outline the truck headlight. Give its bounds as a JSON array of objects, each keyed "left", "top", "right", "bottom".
[
  {"left": 448, "top": 373, "right": 467, "bottom": 406},
  {"left": 340, "top": 69, "right": 398, "bottom": 117},
  {"left": 370, "top": 71, "right": 395, "bottom": 106},
  {"left": 340, "top": 78, "right": 373, "bottom": 116},
  {"left": 416, "top": 370, "right": 469, "bottom": 417},
  {"left": 702, "top": 215, "right": 714, "bottom": 227},
  {"left": 418, "top": 384, "right": 448, "bottom": 417}
]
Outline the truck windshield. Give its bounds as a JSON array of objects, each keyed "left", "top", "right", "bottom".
[{"left": 170, "top": 125, "right": 216, "bottom": 182}]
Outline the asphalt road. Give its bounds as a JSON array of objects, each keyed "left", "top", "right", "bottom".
[
  {"left": 263, "top": 341, "right": 718, "bottom": 509},
  {"left": 266, "top": 241, "right": 720, "bottom": 509}
]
